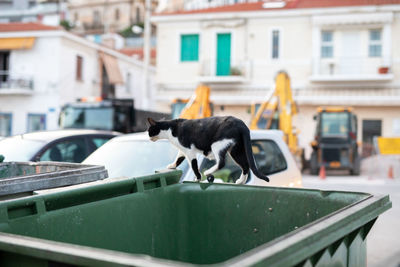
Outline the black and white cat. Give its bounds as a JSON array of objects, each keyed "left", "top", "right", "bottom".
[{"left": 147, "top": 116, "right": 270, "bottom": 184}]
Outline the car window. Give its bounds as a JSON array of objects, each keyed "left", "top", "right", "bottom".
[
  {"left": 91, "top": 137, "right": 112, "bottom": 149},
  {"left": 199, "top": 140, "right": 287, "bottom": 183},
  {"left": 40, "top": 138, "right": 88, "bottom": 163}
]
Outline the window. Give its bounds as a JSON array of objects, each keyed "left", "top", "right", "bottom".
[
  {"left": 0, "top": 51, "right": 10, "bottom": 85},
  {"left": 199, "top": 140, "right": 287, "bottom": 183},
  {"left": 91, "top": 137, "right": 112, "bottom": 149},
  {"left": 271, "top": 30, "right": 280, "bottom": 59},
  {"left": 126, "top": 72, "right": 131, "bottom": 93},
  {"left": 76, "top": 55, "right": 83, "bottom": 81},
  {"left": 369, "top": 29, "right": 382, "bottom": 57},
  {"left": 321, "top": 31, "right": 333, "bottom": 58},
  {"left": 321, "top": 112, "right": 350, "bottom": 138},
  {"left": 93, "top": 10, "right": 101, "bottom": 25},
  {"left": 136, "top": 7, "right": 141, "bottom": 23},
  {"left": 362, "top": 120, "right": 382, "bottom": 157},
  {"left": 115, "top": 9, "right": 120, "bottom": 21},
  {"left": 180, "top": 34, "right": 199, "bottom": 62},
  {"left": 27, "top": 114, "right": 46, "bottom": 133},
  {"left": 40, "top": 138, "right": 88, "bottom": 163},
  {"left": 0, "top": 113, "right": 12, "bottom": 137}
]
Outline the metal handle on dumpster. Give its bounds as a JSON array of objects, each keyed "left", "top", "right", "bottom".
[
  {"left": 135, "top": 170, "right": 181, "bottom": 192},
  {"left": 6, "top": 200, "right": 45, "bottom": 220}
]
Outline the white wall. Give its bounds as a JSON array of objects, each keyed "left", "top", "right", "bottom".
[{"left": 0, "top": 31, "right": 156, "bottom": 136}]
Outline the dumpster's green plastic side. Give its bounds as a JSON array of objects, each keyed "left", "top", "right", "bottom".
[{"left": 0, "top": 170, "right": 391, "bottom": 267}]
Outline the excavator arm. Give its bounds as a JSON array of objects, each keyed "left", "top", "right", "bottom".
[{"left": 172, "top": 84, "right": 212, "bottom": 119}]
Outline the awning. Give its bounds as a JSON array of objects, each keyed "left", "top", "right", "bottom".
[
  {"left": 0, "top": 37, "right": 35, "bottom": 50},
  {"left": 99, "top": 52, "right": 124, "bottom": 85}
]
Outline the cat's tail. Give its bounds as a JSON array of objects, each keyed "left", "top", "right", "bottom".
[{"left": 242, "top": 129, "right": 270, "bottom": 182}]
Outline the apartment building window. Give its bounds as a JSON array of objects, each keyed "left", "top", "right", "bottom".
[
  {"left": 76, "top": 55, "right": 83, "bottom": 81},
  {"left": 369, "top": 29, "right": 382, "bottom": 57},
  {"left": 115, "top": 9, "right": 120, "bottom": 21},
  {"left": 0, "top": 113, "right": 12, "bottom": 137},
  {"left": 93, "top": 10, "right": 101, "bottom": 25},
  {"left": 27, "top": 114, "right": 46, "bottom": 133},
  {"left": 180, "top": 34, "right": 199, "bottom": 62},
  {"left": 0, "top": 51, "right": 10, "bottom": 84},
  {"left": 321, "top": 31, "right": 333, "bottom": 58},
  {"left": 271, "top": 30, "right": 280, "bottom": 59},
  {"left": 126, "top": 72, "right": 131, "bottom": 93},
  {"left": 74, "top": 12, "right": 79, "bottom": 22},
  {"left": 136, "top": 7, "right": 141, "bottom": 23}
]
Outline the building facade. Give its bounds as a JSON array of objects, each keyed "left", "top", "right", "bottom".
[
  {"left": 0, "top": 0, "right": 68, "bottom": 26},
  {"left": 152, "top": 0, "right": 400, "bottom": 158},
  {"left": 0, "top": 22, "right": 155, "bottom": 136},
  {"left": 68, "top": 0, "right": 152, "bottom": 35}
]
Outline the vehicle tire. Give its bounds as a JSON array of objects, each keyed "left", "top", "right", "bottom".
[
  {"left": 350, "top": 155, "right": 361, "bottom": 176},
  {"left": 310, "top": 151, "right": 319, "bottom": 175}
]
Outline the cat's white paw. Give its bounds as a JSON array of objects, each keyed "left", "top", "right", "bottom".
[
  {"left": 235, "top": 179, "right": 245, "bottom": 184},
  {"left": 166, "top": 164, "right": 176, "bottom": 169}
]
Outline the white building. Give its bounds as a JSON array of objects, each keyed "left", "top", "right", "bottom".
[
  {"left": 0, "top": 0, "right": 68, "bottom": 27},
  {"left": 0, "top": 22, "right": 154, "bottom": 137},
  {"left": 152, "top": 0, "right": 400, "bottom": 158}
]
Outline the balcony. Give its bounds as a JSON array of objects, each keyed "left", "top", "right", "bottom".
[
  {"left": 0, "top": 71, "right": 34, "bottom": 95},
  {"left": 198, "top": 59, "right": 250, "bottom": 84},
  {"left": 310, "top": 57, "right": 393, "bottom": 82}
]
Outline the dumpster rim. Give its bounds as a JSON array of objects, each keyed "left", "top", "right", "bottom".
[{"left": 0, "top": 193, "right": 389, "bottom": 267}]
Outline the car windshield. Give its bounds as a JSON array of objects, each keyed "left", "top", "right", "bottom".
[
  {"left": 0, "top": 137, "right": 45, "bottom": 161},
  {"left": 83, "top": 139, "right": 188, "bottom": 178},
  {"left": 321, "top": 112, "right": 350, "bottom": 138},
  {"left": 60, "top": 106, "right": 114, "bottom": 130}
]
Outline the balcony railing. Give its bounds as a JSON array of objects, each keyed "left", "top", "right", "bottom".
[
  {"left": 198, "top": 59, "right": 251, "bottom": 83},
  {"left": 0, "top": 71, "right": 34, "bottom": 94},
  {"left": 311, "top": 57, "right": 393, "bottom": 82}
]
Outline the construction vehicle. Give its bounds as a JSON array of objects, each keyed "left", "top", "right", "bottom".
[
  {"left": 250, "top": 71, "right": 304, "bottom": 169},
  {"left": 310, "top": 107, "right": 360, "bottom": 175},
  {"left": 59, "top": 98, "right": 170, "bottom": 133},
  {"left": 171, "top": 84, "right": 213, "bottom": 119}
]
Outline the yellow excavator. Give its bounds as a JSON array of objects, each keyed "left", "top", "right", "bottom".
[
  {"left": 250, "top": 71, "right": 304, "bottom": 168},
  {"left": 171, "top": 84, "right": 213, "bottom": 119}
]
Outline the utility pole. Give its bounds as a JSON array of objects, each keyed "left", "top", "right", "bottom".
[{"left": 142, "top": 0, "right": 151, "bottom": 109}]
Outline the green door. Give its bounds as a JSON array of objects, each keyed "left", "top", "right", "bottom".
[{"left": 216, "top": 33, "right": 231, "bottom": 76}]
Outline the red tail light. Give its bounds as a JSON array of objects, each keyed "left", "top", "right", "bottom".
[{"left": 349, "top": 132, "right": 356, "bottom": 140}]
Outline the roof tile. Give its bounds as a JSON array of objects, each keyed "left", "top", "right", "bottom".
[
  {"left": 155, "top": 0, "right": 400, "bottom": 16},
  {"left": 0, "top": 22, "right": 61, "bottom": 33}
]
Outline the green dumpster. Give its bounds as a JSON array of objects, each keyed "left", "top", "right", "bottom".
[
  {"left": 0, "top": 161, "right": 108, "bottom": 197},
  {"left": 0, "top": 170, "right": 391, "bottom": 266}
]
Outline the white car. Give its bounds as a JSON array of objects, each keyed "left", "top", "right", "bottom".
[{"left": 83, "top": 130, "right": 302, "bottom": 188}]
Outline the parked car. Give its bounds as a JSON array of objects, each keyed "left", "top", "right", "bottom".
[
  {"left": 83, "top": 130, "right": 302, "bottom": 187},
  {"left": 0, "top": 129, "right": 120, "bottom": 163}
]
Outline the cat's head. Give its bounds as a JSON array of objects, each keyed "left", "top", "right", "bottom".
[{"left": 147, "top": 118, "right": 169, "bottom": 141}]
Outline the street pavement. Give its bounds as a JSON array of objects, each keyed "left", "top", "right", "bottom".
[{"left": 302, "top": 173, "right": 400, "bottom": 267}]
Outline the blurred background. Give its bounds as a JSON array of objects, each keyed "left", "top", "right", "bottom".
[{"left": 0, "top": 0, "right": 400, "bottom": 266}]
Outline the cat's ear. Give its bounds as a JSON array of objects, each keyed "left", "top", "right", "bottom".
[{"left": 147, "top": 117, "right": 157, "bottom": 126}]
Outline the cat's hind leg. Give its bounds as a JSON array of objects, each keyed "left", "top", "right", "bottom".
[
  {"left": 167, "top": 150, "right": 185, "bottom": 169},
  {"left": 229, "top": 143, "right": 250, "bottom": 184},
  {"left": 189, "top": 158, "right": 202, "bottom": 182},
  {"left": 203, "top": 140, "right": 232, "bottom": 178}
]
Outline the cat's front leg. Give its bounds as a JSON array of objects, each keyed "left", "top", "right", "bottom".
[{"left": 167, "top": 150, "right": 185, "bottom": 169}]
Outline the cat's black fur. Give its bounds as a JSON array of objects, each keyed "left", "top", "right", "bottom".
[{"left": 147, "top": 116, "right": 270, "bottom": 184}]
